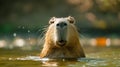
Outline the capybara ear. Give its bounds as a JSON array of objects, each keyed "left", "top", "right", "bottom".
[
  {"left": 49, "top": 17, "right": 56, "bottom": 24},
  {"left": 67, "top": 16, "right": 75, "bottom": 24}
]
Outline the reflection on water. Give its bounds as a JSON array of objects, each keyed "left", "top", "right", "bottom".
[
  {"left": 0, "top": 35, "right": 120, "bottom": 67},
  {"left": 0, "top": 47, "right": 120, "bottom": 67},
  {"left": 0, "top": 37, "right": 120, "bottom": 50},
  {"left": 4, "top": 56, "right": 120, "bottom": 67}
]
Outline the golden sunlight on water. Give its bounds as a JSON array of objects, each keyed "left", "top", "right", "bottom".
[
  {"left": 0, "top": 36, "right": 120, "bottom": 67},
  {"left": 0, "top": 46, "right": 120, "bottom": 67}
]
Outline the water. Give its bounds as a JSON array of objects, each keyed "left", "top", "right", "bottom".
[{"left": 0, "top": 47, "right": 120, "bottom": 67}]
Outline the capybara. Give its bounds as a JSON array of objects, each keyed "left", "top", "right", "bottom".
[{"left": 40, "top": 16, "right": 85, "bottom": 59}]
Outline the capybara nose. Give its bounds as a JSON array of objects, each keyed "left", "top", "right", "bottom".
[{"left": 56, "top": 22, "right": 67, "bottom": 28}]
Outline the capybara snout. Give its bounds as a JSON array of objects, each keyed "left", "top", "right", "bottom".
[{"left": 56, "top": 22, "right": 67, "bottom": 28}]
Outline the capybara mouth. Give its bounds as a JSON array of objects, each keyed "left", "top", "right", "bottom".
[{"left": 57, "top": 40, "right": 66, "bottom": 47}]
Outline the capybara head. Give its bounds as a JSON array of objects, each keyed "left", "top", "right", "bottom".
[
  {"left": 46, "top": 16, "right": 78, "bottom": 47},
  {"left": 40, "top": 16, "right": 85, "bottom": 58}
]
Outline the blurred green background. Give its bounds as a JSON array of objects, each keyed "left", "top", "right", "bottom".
[
  {"left": 0, "top": 0, "right": 120, "bottom": 35},
  {"left": 0, "top": 0, "right": 120, "bottom": 49}
]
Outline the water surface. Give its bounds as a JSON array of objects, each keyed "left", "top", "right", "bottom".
[{"left": 0, "top": 47, "right": 120, "bottom": 67}]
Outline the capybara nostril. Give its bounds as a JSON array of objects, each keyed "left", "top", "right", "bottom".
[
  {"left": 56, "top": 22, "right": 67, "bottom": 28},
  {"left": 56, "top": 23, "right": 60, "bottom": 26},
  {"left": 63, "top": 23, "right": 67, "bottom": 26}
]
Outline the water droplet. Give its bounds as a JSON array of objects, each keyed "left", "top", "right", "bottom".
[
  {"left": 13, "top": 33, "right": 17, "bottom": 37},
  {"left": 22, "top": 26, "right": 25, "bottom": 29},
  {"left": 28, "top": 30, "right": 30, "bottom": 33}
]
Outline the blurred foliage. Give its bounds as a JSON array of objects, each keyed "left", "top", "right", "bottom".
[
  {"left": 0, "top": 0, "right": 120, "bottom": 35},
  {"left": 96, "top": 0, "right": 120, "bottom": 13}
]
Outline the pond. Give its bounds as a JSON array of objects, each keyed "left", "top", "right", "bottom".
[{"left": 0, "top": 47, "right": 120, "bottom": 67}]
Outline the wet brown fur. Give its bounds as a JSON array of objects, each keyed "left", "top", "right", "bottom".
[{"left": 40, "top": 16, "right": 85, "bottom": 59}]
